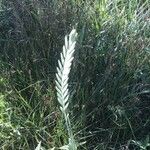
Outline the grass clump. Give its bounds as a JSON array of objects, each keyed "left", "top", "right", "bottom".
[{"left": 0, "top": 0, "right": 150, "bottom": 149}]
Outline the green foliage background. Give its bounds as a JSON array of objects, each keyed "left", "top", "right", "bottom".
[{"left": 0, "top": 0, "right": 150, "bottom": 149}]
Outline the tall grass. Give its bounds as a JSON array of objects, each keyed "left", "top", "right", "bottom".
[
  {"left": 0, "top": 0, "right": 150, "bottom": 149},
  {"left": 55, "top": 29, "right": 78, "bottom": 150}
]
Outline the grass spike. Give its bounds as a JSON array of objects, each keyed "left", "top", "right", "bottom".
[{"left": 55, "top": 28, "right": 78, "bottom": 150}]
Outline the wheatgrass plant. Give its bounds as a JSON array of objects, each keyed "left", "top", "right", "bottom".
[{"left": 55, "top": 29, "right": 78, "bottom": 150}]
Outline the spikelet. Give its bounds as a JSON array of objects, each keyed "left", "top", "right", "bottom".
[{"left": 55, "top": 29, "right": 78, "bottom": 113}]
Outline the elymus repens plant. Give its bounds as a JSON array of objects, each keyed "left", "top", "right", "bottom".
[{"left": 55, "top": 29, "right": 78, "bottom": 150}]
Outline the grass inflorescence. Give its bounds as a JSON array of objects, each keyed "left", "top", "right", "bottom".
[{"left": 55, "top": 29, "right": 78, "bottom": 150}]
